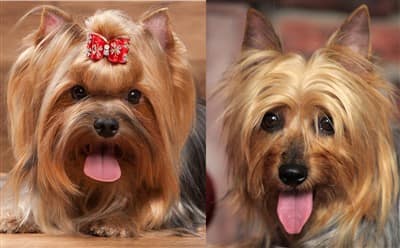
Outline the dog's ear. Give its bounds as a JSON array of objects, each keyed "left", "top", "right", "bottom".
[
  {"left": 36, "top": 6, "right": 72, "bottom": 43},
  {"left": 142, "top": 8, "right": 174, "bottom": 50},
  {"left": 242, "top": 8, "right": 282, "bottom": 52},
  {"left": 327, "top": 5, "right": 371, "bottom": 58}
]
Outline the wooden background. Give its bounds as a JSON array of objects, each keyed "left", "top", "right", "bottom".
[
  {"left": 0, "top": 231, "right": 206, "bottom": 247},
  {"left": 0, "top": 1, "right": 205, "bottom": 173}
]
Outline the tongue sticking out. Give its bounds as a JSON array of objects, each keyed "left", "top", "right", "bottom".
[
  {"left": 83, "top": 148, "right": 121, "bottom": 182},
  {"left": 277, "top": 191, "right": 313, "bottom": 234}
]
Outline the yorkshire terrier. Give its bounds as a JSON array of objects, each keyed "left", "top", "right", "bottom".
[
  {"left": 0, "top": 5, "right": 205, "bottom": 237},
  {"left": 218, "top": 5, "right": 399, "bottom": 247}
]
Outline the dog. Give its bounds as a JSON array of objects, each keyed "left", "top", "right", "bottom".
[
  {"left": 217, "top": 5, "right": 399, "bottom": 247},
  {"left": 0, "top": 5, "right": 205, "bottom": 237}
]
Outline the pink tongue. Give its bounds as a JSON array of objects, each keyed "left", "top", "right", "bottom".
[
  {"left": 83, "top": 152, "right": 121, "bottom": 182},
  {"left": 277, "top": 191, "right": 313, "bottom": 234}
]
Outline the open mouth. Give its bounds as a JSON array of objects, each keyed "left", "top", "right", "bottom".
[
  {"left": 277, "top": 190, "right": 313, "bottom": 235},
  {"left": 82, "top": 143, "right": 123, "bottom": 183}
]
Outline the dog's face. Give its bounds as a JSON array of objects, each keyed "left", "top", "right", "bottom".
[
  {"left": 39, "top": 11, "right": 175, "bottom": 187},
  {"left": 8, "top": 7, "right": 195, "bottom": 219},
  {"left": 221, "top": 6, "right": 398, "bottom": 241}
]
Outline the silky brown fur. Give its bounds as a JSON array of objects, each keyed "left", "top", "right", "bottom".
[
  {"left": 218, "top": 5, "right": 399, "bottom": 247},
  {"left": 1, "top": 6, "right": 204, "bottom": 237}
]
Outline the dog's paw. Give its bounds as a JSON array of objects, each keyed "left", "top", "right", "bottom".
[
  {"left": 86, "top": 220, "right": 136, "bottom": 237},
  {"left": 0, "top": 217, "right": 40, "bottom": 233}
]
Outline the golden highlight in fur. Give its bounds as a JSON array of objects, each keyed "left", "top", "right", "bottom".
[
  {"left": 218, "top": 5, "right": 399, "bottom": 247},
  {"left": 1, "top": 5, "right": 205, "bottom": 237}
]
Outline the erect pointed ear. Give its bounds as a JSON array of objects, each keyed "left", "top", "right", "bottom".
[
  {"left": 242, "top": 8, "right": 282, "bottom": 52},
  {"left": 36, "top": 5, "right": 72, "bottom": 42},
  {"left": 327, "top": 5, "right": 371, "bottom": 58},
  {"left": 142, "top": 8, "right": 174, "bottom": 50}
]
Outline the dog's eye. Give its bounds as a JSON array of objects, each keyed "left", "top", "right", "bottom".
[
  {"left": 127, "top": 89, "right": 142, "bottom": 104},
  {"left": 318, "top": 116, "right": 334, "bottom": 135},
  {"left": 71, "top": 85, "right": 87, "bottom": 100},
  {"left": 261, "top": 112, "right": 284, "bottom": 132}
]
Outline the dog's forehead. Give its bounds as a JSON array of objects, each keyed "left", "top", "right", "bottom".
[
  {"left": 236, "top": 51, "right": 355, "bottom": 119},
  {"left": 69, "top": 50, "right": 134, "bottom": 91},
  {"left": 82, "top": 59, "right": 142, "bottom": 93}
]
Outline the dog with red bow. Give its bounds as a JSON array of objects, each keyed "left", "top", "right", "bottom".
[{"left": 0, "top": 5, "right": 205, "bottom": 237}]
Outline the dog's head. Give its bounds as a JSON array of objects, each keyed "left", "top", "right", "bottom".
[{"left": 220, "top": 5, "right": 398, "bottom": 243}]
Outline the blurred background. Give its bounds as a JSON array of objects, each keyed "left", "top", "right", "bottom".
[
  {"left": 206, "top": 0, "right": 399, "bottom": 244},
  {"left": 0, "top": 1, "right": 205, "bottom": 173}
]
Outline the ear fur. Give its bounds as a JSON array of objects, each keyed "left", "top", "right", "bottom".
[
  {"left": 327, "top": 5, "right": 371, "bottom": 58},
  {"left": 35, "top": 5, "right": 73, "bottom": 42},
  {"left": 242, "top": 8, "right": 282, "bottom": 52},
  {"left": 142, "top": 8, "right": 174, "bottom": 50}
]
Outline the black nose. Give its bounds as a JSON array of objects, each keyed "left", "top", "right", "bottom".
[
  {"left": 93, "top": 118, "right": 119, "bottom": 138},
  {"left": 279, "top": 164, "right": 308, "bottom": 186}
]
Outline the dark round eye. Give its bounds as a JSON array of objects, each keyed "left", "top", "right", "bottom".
[
  {"left": 127, "top": 89, "right": 142, "bottom": 104},
  {"left": 261, "top": 112, "right": 284, "bottom": 132},
  {"left": 71, "top": 85, "right": 87, "bottom": 100},
  {"left": 318, "top": 115, "right": 334, "bottom": 135}
]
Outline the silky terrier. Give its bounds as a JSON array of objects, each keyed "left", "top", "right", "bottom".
[
  {"left": 218, "top": 5, "right": 399, "bottom": 247},
  {"left": 0, "top": 5, "right": 205, "bottom": 237}
]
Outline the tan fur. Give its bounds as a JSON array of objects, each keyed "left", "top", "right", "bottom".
[
  {"left": 218, "top": 5, "right": 399, "bottom": 247},
  {"left": 1, "top": 6, "right": 196, "bottom": 237}
]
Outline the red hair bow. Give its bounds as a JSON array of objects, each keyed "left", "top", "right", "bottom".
[{"left": 86, "top": 33, "right": 130, "bottom": 64}]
